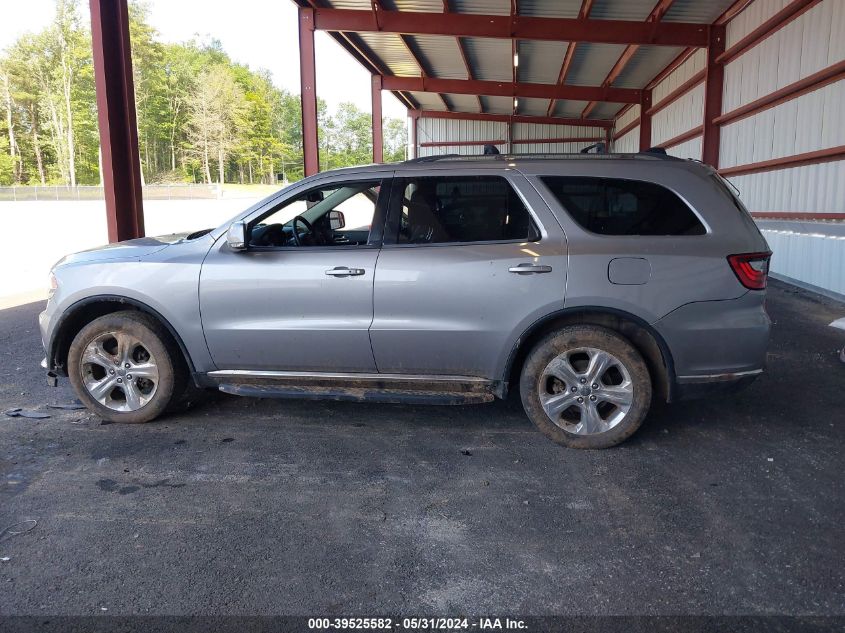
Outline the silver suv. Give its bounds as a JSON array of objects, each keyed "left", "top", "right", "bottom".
[{"left": 40, "top": 154, "right": 771, "bottom": 449}]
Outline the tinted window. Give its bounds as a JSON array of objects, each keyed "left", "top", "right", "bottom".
[
  {"left": 392, "top": 176, "right": 539, "bottom": 244},
  {"left": 541, "top": 177, "right": 705, "bottom": 236}
]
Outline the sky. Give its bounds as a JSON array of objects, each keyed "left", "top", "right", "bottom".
[{"left": 0, "top": 0, "right": 408, "bottom": 120}]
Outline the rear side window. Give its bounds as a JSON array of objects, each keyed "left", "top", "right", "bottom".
[
  {"left": 391, "top": 175, "right": 539, "bottom": 244},
  {"left": 540, "top": 176, "right": 705, "bottom": 236}
]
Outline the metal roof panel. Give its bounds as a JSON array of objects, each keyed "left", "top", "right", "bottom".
[
  {"left": 663, "top": 0, "right": 739, "bottom": 23},
  {"left": 410, "top": 35, "right": 468, "bottom": 79},
  {"left": 589, "top": 0, "right": 660, "bottom": 21},
  {"left": 551, "top": 99, "right": 591, "bottom": 118},
  {"left": 517, "top": 0, "right": 582, "bottom": 18},
  {"left": 480, "top": 95, "right": 514, "bottom": 114},
  {"left": 566, "top": 42, "right": 628, "bottom": 86},
  {"left": 612, "top": 45, "right": 684, "bottom": 88},
  {"left": 357, "top": 32, "right": 422, "bottom": 77},
  {"left": 517, "top": 40, "right": 568, "bottom": 84},
  {"left": 450, "top": 0, "right": 511, "bottom": 16},
  {"left": 463, "top": 37, "right": 513, "bottom": 82}
]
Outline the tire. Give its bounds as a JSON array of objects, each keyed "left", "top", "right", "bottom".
[
  {"left": 519, "top": 325, "right": 652, "bottom": 449},
  {"left": 67, "top": 311, "right": 185, "bottom": 424}
]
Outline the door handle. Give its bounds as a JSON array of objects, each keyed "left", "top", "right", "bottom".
[
  {"left": 325, "top": 266, "right": 365, "bottom": 277},
  {"left": 509, "top": 263, "right": 553, "bottom": 274}
]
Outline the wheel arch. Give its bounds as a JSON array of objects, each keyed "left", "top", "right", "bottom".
[
  {"left": 502, "top": 306, "right": 676, "bottom": 403},
  {"left": 48, "top": 295, "right": 196, "bottom": 379}
]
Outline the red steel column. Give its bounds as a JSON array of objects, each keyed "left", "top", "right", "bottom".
[
  {"left": 702, "top": 25, "right": 726, "bottom": 168},
  {"left": 299, "top": 7, "right": 319, "bottom": 176},
  {"left": 639, "top": 89, "right": 652, "bottom": 151},
  {"left": 89, "top": 0, "right": 144, "bottom": 242},
  {"left": 372, "top": 75, "right": 383, "bottom": 163}
]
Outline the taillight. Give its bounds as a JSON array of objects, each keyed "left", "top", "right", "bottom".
[{"left": 727, "top": 252, "right": 771, "bottom": 290}]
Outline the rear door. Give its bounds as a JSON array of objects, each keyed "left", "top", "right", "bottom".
[{"left": 369, "top": 169, "right": 568, "bottom": 379}]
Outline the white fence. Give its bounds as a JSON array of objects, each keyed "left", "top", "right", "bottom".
[{"left": 0, "top": 184, "right": 220, "bottom": 202}]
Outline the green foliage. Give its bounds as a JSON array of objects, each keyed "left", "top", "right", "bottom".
[
  {"left": 0, "top": 0, "right": 407, "bottom": 186},
  {"left": 0, "top": 136, "right": 15, "bottom": 185}
]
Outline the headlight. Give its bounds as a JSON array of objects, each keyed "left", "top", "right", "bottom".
[{"left": 47, "top": 271, "right": 58, "bottom": 300}]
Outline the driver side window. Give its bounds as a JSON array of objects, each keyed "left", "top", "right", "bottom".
[{"left": 249, "top": 180, "right": 383, "bottom": 248}]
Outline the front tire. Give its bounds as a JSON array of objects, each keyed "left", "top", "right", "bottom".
[
  {"left": 68, "top": 311, "right": 183, "bottom": 424},
  {"left": 520, "top": 325, "right": 652, "bottom": 449}
]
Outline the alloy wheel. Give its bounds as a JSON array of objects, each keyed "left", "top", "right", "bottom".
[
  {"left": 80, "top": 331, "right": 159, "bottom": 412},
  {"left": 538, "top": 347, "right": 634, "bottom": 435}
]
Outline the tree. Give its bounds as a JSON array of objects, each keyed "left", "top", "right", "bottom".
[
  {"left": 384, "top": 117, "right": 408, "bottom": 162},
  {"left": 186, "top": 64, "right": 246, "bottom": 184},
  {"left": 0, "top": 0, "right": 409, "bottom": 186}
]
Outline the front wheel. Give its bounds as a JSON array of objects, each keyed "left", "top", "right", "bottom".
[
  {"left": 68, "top": 311, "right": 183, "bottom": 424},
  {"left": 520, "top": 325, "right": 652, "bottom": 449}
]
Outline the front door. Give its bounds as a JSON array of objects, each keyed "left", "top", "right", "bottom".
[
  {"left": 199, "top": 176, "right": 389, "bottom": 372},
  {"left": 369, "top": 171, "right": 568, "bottom": 379}
]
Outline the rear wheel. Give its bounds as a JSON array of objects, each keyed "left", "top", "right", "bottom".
[
  {"left": 68, "top": 311, "right": 183, "bottom": 423},
  {"left": 520, "top": 325, "right": 652, "bottom": 449}
]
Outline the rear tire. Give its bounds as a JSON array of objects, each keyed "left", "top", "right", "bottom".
[
  {"left": 68, "top": 311, "right": 184, "bottom": 424},
  {"left": 519, "top": 325, "right": 652, "bottom": 449}
]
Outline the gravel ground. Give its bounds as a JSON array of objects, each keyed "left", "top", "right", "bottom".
[{"left": 0, "top": 281, "right": 843, "bottom": 621}]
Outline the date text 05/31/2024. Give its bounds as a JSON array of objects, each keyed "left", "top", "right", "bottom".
[{"left": 308, "top": 618, "right": 528, "bottom": 630}]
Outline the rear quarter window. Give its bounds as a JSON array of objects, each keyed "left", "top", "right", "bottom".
[{"left": 540, "top": 176, "right": 706, "bottom": 236}]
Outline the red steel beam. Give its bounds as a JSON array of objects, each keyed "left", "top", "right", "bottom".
[
  {"left": 312, "top": 8, "right": 709, "bottom": 47},
  {"left": 657, "top": 125, "right": 702, "bottom": 150},
  {"left": 420, "top": 139, "right": 507, "bottom": 148},
  {"left": 714, "top": 60, "right": 845, "bottom": 127},
  {"left": 613, "top": 118, "right": 640, "bottom": 141},
  {"left": 645, "top": 46, "right": 696, "bottom": 90},
  {"left": 299, "top": 7, "right": 319, "bottom": 176},
  {"left": 89, "top": 0, "right": 144, "bottom": 242},
  {"left": 639, "top": 89, "right": 652, "bottom": 150},
  {"left": 750, "top": 212, "right": 845, "bottom": 220},
  {"left": 718, "top": 146, "right": 845, "bottom": 177},
  {"left": 512, "top": 136, "right": 604, "bottom": 145},
  {"left": 702, "top": 25, "right": 725, "bottom": 168},
  {"left": 646, "top": 68, "right": 705, "bottom": 116},
  {"left": 384, "top": 76, "right": 640, "bottom": 103},
  {"left": 717, "top": 0, "right": 821, "bottom": 65},
  {"left": 408, "top": 109, "right": 614, "bottom": 129},
  {"left": 372, "top": 75, "right": 383, "bottom": 163},
  {"left": 715, "top": 0, "right": 755, "bottom": 25}
]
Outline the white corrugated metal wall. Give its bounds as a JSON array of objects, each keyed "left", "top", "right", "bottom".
[
  {"left": 721, "top": 0, "right": 845, "bottom": 298},
  {"left": 414, "top": 117, "right": 605, "bottom": 157},
  {"left": 648, "top": 49, "right": 706, "bottom": 159}
]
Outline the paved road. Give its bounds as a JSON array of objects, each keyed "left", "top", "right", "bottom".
[{"left": 0, "top": 281, "right": 843, "bottom": 618}]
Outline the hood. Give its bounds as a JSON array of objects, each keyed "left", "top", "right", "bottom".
[{"left": 54, "top": 232, "right": 198, "bottom": 267}]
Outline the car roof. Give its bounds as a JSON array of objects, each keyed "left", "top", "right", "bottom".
[{"left": 316, "top": 152, "right": 711, "bottom": 178}]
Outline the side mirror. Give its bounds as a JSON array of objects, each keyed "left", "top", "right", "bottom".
[
  {"left": 226, "top": 221, "right": 248, "bottom": 251},
  {"left": 328, "top": 210, "right": 345, "bottom": 231}
]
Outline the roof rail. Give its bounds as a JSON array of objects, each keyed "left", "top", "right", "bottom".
[{"left": 403, "top": 154, "right": 462, "bottom": 163}]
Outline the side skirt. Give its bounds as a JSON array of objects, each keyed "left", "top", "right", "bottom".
[{"left": 207, "top": 370, "right": 498, "bottom": 406}]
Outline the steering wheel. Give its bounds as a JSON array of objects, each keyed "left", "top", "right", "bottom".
[{"left": 291, "top": 215, "right": 315, "bottom": 246}]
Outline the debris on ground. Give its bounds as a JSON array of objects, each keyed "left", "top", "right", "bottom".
[
  {"left": 4, "top": 408, "right": 50, "bottom": 419},
  {"left": 47, "top": 402, "right": 86, "bottom": 410},
  {"left": 0, "top": 520, "right": 38, "bottom": 544}
]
